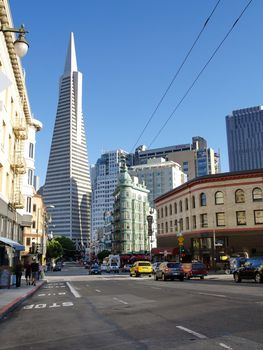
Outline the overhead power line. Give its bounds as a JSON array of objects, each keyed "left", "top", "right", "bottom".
[
  {"left": 130, "top": 0, "right": 222, "bottom": 153},
  {"left": 148, "top": 0, "right": 253, "bottom": 148}
]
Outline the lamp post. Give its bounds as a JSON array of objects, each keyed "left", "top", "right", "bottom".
[
  {"left": 46, "top": 205, "right": 55, "bottom": 240},
  {"left": 0, "top": 24, "right": 29, "bottom": 58}
]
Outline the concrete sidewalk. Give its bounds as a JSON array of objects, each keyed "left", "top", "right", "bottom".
[{"left": 0, "top": 279, "right": 46, "bottom": 320}]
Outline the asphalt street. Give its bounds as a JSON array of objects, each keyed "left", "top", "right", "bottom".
[{"left": 0, "top": 263, "right": 263, "bottom": 350}]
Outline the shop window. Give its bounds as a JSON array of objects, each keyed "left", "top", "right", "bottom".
[
  {"left": 200, "top": 213, "right": 208, "bottom": 228},
  {"left": 236, "top": 211, "right": 246, "bottom": 225},
  {"left": 200, "top": 193, "right": 207, "bottom": 206},
  {"left": 254, "top": 210, "right": 263, "bottom": 224},
  {"left": 216, "top": 212, "right": 225, "bottom": 226},
  {"left": 235, "top": 189, "right": 245, "bottom": 203},
  {"left": 252, "top": 188, "right": 263, "bottom": 202},
  {"left": 215, "top": 191, "right": 224, "bottom": 205}
]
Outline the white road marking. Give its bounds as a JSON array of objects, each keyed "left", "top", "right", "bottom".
[
  {"left": 199, "top": 292, "right": 226, "bottom": 298},
  {"left": 219, "top": 343, "right": 233, "bottom": 349},
  {"left": 86, "top": 284, "right": 90, "bottom": 287},
  {"left": 151, "top": 286, "right": 161, "bottom": 290},
  {"left": 66, "top": 282, "right": 81, "bottom": 298},
  {"left": 49, "top": 303, "right": 60, "bottom": 308},
  {"left": 113, "top": 297, "right": 128, "bottom": 305},
  {"left": 95, "top": 289, "right": 101, "bottom": 293},
  {"left": 38, "top": 293, "right": 46, "bottom": 297},
  {"left": 176, "top": 326, "right": 207, "bottom": 339}
]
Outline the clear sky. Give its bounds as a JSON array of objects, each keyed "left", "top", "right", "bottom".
[{"left": 9, "top": 0, "right": 262, "bottom": 186}]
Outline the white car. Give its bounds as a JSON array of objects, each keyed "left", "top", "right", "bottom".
[{"left": 100, "top": 264, "right": 107, "bottom": 272}]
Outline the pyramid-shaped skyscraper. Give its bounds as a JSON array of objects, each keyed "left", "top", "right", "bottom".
[{"left": 43, "top": 33, "right": 91, "bottom": 247}]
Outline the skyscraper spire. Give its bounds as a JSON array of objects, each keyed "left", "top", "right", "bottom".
[
  {"left": 64, "top": 32, "right": 78, "bottom": 75},
  {"left": 44, "top": 33, "right": 91, "bottom": 248}
]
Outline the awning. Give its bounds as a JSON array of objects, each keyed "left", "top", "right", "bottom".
[
  {"left": 0, "top": 237, "right": 25, "bottom": 251},
  {"left": 151, "top": 247, "right": 179, "bottom": 256}
]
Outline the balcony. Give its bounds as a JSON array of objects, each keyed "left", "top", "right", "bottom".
[
  {"left": 12, "top": 192, "right": 24, "bottom": 209},
  {"left": 11, "top": 156, "right": 26, "bottom": 174}
]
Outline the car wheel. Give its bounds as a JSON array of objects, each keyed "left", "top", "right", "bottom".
[
  {"left": 200, "top": 276, "right": 204, "bottom": 280},
  {"left": 130, "top": 273, "right": 132, "bottom": 277},
  {"left": 234, "top": 273, "right": 241, "bottom": 283},
  {"left": 162, "top": 273, "right": 166, "bottom": 281},
  {"left": 135, "top": 272, "right": 140, "bottom": 278},
  {"left": 255, "top": 272, "right": 262, "bottom": 284},
  {"left": 155, "top": 274, "right": 158, "bottom": 281}
]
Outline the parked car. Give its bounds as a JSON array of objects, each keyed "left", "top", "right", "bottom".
[
  {"left": 89, "top": 264, "right": 101, "bottom": 275},
  {"left": 107, "top": 262, "right": 120, "bottom": 273},
  {"left": 53, "top": 261, "right": 62, "bottom": 271},
  {"left": 152, "top": 262, "right": 161, "bottom": 274},
  {"left": 155, "top": 262, "right": 184, "bottom": 281},
  {"left": 182, "top": 262, "right": 208, "bottom": 279},
  {"left": 233, "top": 259, "right": 263, "bottom": 283},
  {"left": 100, "top": 264, "right": 108, "bottom": 273},
  {"left": 130, "top": 261, "right": 152, "bottom": 277},
  {"left": 122, "top": 264, "right": 132, "bottom": 272}
]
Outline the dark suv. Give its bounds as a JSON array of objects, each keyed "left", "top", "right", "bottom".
[
  {"left": 155, "top": 262, "right": 184, "bottom": 281},
  {"left": 233, "top": 259, "right": 263, "bottom": 283}
]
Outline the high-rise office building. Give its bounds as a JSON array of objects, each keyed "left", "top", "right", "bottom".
[
  {"left": 91, "top": 150, "right": 131, "bottom": 241},
  {"left": 226, "top": 106, "right": 263, "bottom": 171},
  {"left": 43, "top": 33, "right": 91, "bottom": 247},
  {"left": 134, "top": 136, "right": 220, "bottom": 180}
]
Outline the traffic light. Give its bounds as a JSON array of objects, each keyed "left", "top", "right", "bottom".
[{"left": 179, "top": 246, "right": 186, "bottom": 257}]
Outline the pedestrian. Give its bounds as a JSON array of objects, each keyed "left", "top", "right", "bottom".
[
  {"left": 24, "top": 261, "right": 31, "bottom": 285},
  {"left": 14, "top": 260, "right": 23, "bottom": 288},
  {"left": 30, "top": 258, "right": 39, "bottom": 286}
]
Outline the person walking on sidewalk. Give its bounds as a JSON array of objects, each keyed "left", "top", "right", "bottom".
[
  {"left": 14, "top": 260, "right": 23, "bottom": 288},
  {"left": 30, "top": 258, "right": 39, "bottom": 286},
  {"left": 24, "top": 261, "right": 31, "bottom": 285}
]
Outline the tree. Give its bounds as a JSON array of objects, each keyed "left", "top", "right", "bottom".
[
  {"left": 46, "top": 240, "right": 63, "bottom": 262},
  {"left": 54, "top": 236, "right": 76, "bottom": 260},
  {"left": 97, "top": 250, "right": 110, "bottom": 262}
]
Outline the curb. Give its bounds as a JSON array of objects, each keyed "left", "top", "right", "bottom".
[{"left": 0, "top": 280, "right": 47, "bottom": 321}]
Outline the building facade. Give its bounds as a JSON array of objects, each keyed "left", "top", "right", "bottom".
[
  {"left": 0, "top": 0, "right": 42, "bottom": 269},
  {"left": 43, "top": 33, "right": 91, "bottom": 248},
  {"left": 134, "top": 136, "right": 220, "bottom": 180},
  {"left": 226, "top": 106, "right": 263, "bottom": 171},
  {"left": 112, "top": 166, "right": 150, "bottom": 255},
  {"left": 130, "top": 157, "right": 186, "bottom": 207},
  {"left": 91, "top": 150, "right": 131, "bottom": 241},
  {"left": 155, "top": 169, "right": 263, "bottom": 266}
]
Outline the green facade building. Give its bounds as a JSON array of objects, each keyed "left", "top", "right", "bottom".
[{"left": 113, "top": 166, "right": 150, "bottom": 254}]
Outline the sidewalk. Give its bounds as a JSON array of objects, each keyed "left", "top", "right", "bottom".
[{"left": 0, "top": 278, "right": 46, "bottom": 320}]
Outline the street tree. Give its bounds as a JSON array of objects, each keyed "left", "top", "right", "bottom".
[
  {"left": 55, "top": 236, "right": 76, "bottom": 260},
  {"left": 46, "top": 239, "right": 63, "bottom": 262}
]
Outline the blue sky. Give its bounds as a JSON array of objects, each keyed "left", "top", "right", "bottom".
[{"left": 10, "top": 0, "right": 262, "bottom": 186}]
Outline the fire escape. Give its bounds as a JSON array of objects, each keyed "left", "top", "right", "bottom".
[{"left": 11, "top": 115, "right": 27, "bottom": 209}]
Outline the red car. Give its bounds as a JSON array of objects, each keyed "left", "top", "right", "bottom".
[{"left": 183, "top": 262, "right": 208, "bottom": 279}]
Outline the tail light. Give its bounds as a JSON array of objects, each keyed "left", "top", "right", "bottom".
[{"left": 164, "top": 268, "right": 170, "bottom": 272}]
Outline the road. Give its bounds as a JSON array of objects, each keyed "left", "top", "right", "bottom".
[{"left": 0, "top": 262, "right": 263, "bottom": 350}]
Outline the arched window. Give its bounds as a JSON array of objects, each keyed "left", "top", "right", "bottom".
[
  {"left": 185, "top": 198, "right": 189, "bottom": 211},
  {"left": 235, "top": 189, "right": 245, "bottom": 203},
  {"left": 169, "top": 204, "right": 172, "bottom": 215},
  {"left": 179, "top": 200, "right": 182, "bottom": 212},
  {"left": 192, "top": 196, "right": 196, "bottom": 209},
  {"left": 200, "top": 193, "right": 207, "bottom": 206},
  {"left": 165, "top": 206, "right": 168, "bottom": 217},
  {"left": 215, "top": 191, "right": 224, "bottom": 205},
  {"left": 161, "top": 207, "right": 164, "bottom": 218},
  {"left": 157, "top": 209, "right": 160, "bottom": 219},
  {"left": 252, "top": 187, "right": 263, "bottom": 201},
  {"left": 179, "top": 218, "right": 183, "bottom": 231},
  {"left": 174, "top": 202, "right": 177, "bottom": 214}
]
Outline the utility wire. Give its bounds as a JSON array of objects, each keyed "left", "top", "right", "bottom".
[
  {"left": 148, "top": 0, "right": 253, "bottom": 148},
  {"left": 130, "top": 0, "right": 221, "bottom": 153}
]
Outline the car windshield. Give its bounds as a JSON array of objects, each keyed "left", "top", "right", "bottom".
[
  {"left": 138, "top": 262, "right": 151, "bottom": 266},
  {"left": 111, "top": 263, "right": 118, "bottom": 266},
  {"left": 167, "top": 263, "right": 180, "bottom": 268}
]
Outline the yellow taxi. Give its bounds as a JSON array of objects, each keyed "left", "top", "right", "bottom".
[{"left": 130, "top": 261, "right": 153, "bottom": 277}]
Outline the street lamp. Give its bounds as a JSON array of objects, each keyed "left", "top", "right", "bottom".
[
  {"left": 0, "top": 24, "right": 29, "bottom": 58},
  {"left": 46, "top": 205, "right": 55, "bottom": 239}
]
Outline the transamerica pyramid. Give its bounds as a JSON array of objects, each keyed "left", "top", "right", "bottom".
[{"left": 43, "top": 33, "right": 91, "bottom": 248}]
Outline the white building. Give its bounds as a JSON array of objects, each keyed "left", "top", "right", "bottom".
[
  {"left": 43, "top": 33, "right": 91, "bottom": 248},
  {"left": 130, "top": 158, "right": 187, "bottom": 207},
  {"left": 91, "top": 149, "right": 130, "bottom": 241}
]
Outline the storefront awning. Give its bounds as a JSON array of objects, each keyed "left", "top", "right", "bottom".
[
  {"left": 0, "top": 237, "right": 25, "bottom": 251},
  {"left": 151, "top": 247, "right": 179, "bottom": 255}
]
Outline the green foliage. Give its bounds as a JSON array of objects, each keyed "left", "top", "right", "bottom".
[
  {"left": 47, "top": 240, "right": 63, "bottom": 261},
  {"left": 54, "top": 236, "right": 76, "bottom": 259},
  {"left": 97, "top": 250, "right": 110, "bottom": 262}
]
